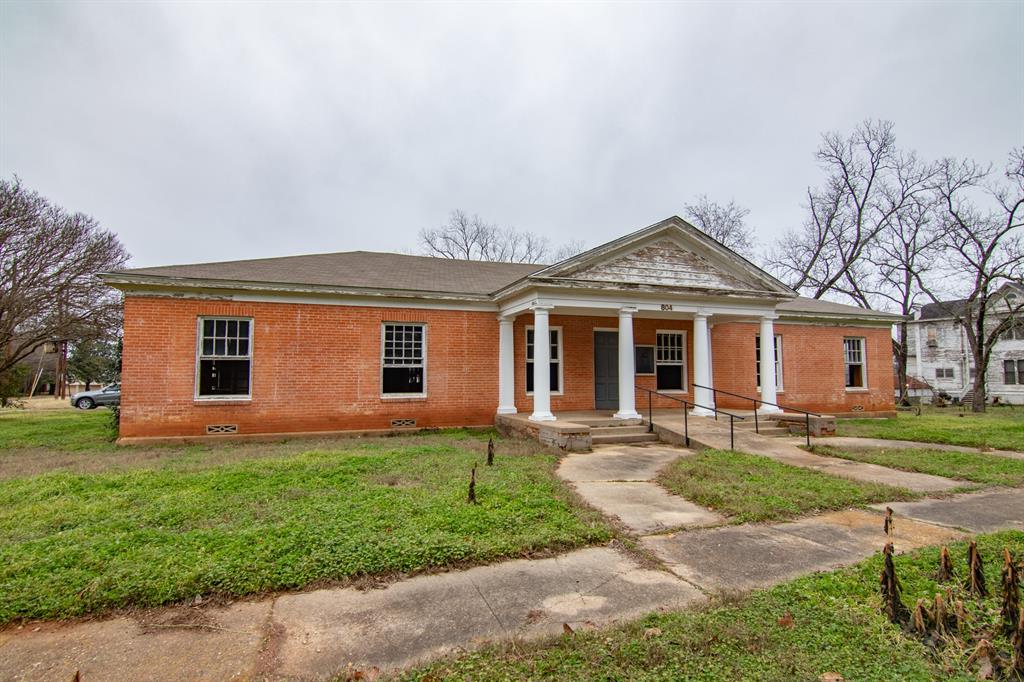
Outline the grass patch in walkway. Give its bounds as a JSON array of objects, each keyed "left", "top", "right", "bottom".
[
  {"left": 657, "top": 450, "right": 917, "bottom": 523},
  {"left": 838, "top": 408, "right": 1024, "bottom": 451},
  {"left": 405, "top": 530, "right": 1024, "bottom": 682},
  {"left": 0, "top": 436, "right": 613, "bottom": 623},
  {"left": 812, "top": 444, "right": 1024, "bottom": 487}
]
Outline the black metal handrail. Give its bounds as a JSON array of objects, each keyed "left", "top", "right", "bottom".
[
  {"left": 635, "top": 385, "right": 746, "bottom": 450},
  {"left": 691, "top": 383, "right": 822, "bottom": 447}
]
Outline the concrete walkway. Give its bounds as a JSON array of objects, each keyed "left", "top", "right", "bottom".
[
  {"left": 0, "top": 547, "right": 702, "bottom": 681},
  {"left": 658, "top": 415, "right": 964, "bottom": 493},
  {"left": 811, "top": 436, "right": 1024, "bottom": 460},
  {"left": 557, "top": 445, "right": 723, "bottom": 533}
]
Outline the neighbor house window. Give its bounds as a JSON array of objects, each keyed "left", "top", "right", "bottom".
[
  {"left": 755, "top": 334, "right": 783, "bottom": 392},
  {"left": 935, "top": 367, "right": 955, "bottom": 380},
  {"left": 197, "top": 317, "right": 252, "bottom": 398},
  {"left": 656, "top": 331, "right": 687, "bottom": 391},
  {"left": 526, "top": 327, "right": 562, "bottom": 393},
  {"left": 382, "top": 323, "right": 426, "bottom": 395},
  {"left": 1004, "top": 359, "right": 1024, "bottom": 385},
  {"left": 843, "top": 337, "right": 867, "bottom": 388}
]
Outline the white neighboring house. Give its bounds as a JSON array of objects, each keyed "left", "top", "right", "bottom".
[{"left": 906, "top": 283, "right": 1024, "bottom": 405}]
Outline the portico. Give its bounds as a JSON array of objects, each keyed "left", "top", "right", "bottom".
[{"left": 490, "top": 218, "right": 793, "bottom": 423}]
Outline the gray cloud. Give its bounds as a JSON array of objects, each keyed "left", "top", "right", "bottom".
[{"left": 1, "top": 1, "right": 1021, "bottom": 267}]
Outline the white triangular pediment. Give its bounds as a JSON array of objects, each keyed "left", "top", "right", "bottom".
[{"left": 563, "top": 238, "right": 767, "bottom": 291}]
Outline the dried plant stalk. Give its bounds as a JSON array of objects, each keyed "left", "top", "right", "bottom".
[
  {"left": 911, "top": 598, "right": 931, "bottom": 634},
  {"left": 1002, "top": 548, "right": 1021, "bottom": 636},
  {"left": 966, "top": 541, "right": 987, "bottom": 597},
  {"left": 937, "top": 546, "right": 955, "bottom": 582},
  {"left": 486, "top": 437, "right": 495, "bottom": 466},
  {"left": 467, "top": 465, "right": 477, "bottom": 504},
  {"left": 880, "top": 543, "right": 908, "bottom": 624},
  {"left": 883, "top": 507, "right": 895, "bottom": 546}
]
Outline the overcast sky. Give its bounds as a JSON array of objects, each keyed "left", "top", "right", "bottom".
[{"left": 1, "top": 1, "right": 1021, "bottom": 269}]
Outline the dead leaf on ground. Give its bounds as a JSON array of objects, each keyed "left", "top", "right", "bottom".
[
  {"left": 643, "top": 627, "right": 662, "bottom": 639},
  {"left": 562, "top": 623, "right": 575, "bottom": 635},
  {"left": 819, "top": 673, "right": 844, "bottom": 682},
  {"left": 777, "top": 612, "right": 795, "bottom": 628}
]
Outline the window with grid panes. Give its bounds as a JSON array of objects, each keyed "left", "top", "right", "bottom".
[
  {"left": 656, "top": 332, "right": 686, "bottom": 391},
  {"left": 382, "top": 324, "right": 426, "bottom": 394},
  {"left": 525, "top": 328, "right": 561, "bottom": 393},
  {"left": 197, "top": 318, "right": 252, "bottom": 398},
  {"left": 844, "top": 337, "right": 866, "bottom": 388}
]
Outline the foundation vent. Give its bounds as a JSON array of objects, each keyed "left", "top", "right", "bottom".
[
  {"left": 850, "top": 405, "right": 865, "bottom": 412},
  {"left": 391, "top": 418, "right": 417, "bottom": 428},
  {"left": 206, "top": 424, "right": 239, "bottom": 435}
]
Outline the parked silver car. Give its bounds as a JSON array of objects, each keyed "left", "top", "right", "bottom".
[{"left": 71, "top": 384, "right": 121, "bottom": 410}]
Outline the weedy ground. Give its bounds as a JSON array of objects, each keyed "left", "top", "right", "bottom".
[{"left": 0, "top": 409, "right": 612, "bottom": 623}]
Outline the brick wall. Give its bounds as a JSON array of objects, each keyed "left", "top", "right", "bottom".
[
  {"left": 710, "top": 321, "right": 895, "bottom": 414},
  {"left": 120, "top": 296, "right": 499, "bottom": 438},
  {"left": 121, "top": 297, "right": 895, "bottom": 438}
]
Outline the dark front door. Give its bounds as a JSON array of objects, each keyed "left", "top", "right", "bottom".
[{"left": 594, "top": 331, "right": 618, "bottom": 410}]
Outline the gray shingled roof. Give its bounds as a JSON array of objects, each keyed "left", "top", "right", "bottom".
[
  {"left": 116, "top": 251, "right": 543, "bottom": 296},
  {"left": 109, "top": 250, "right": 899, "bottom": 320},
  {"left": 919, "top": 299, "right": 969, "bottom": 320}
]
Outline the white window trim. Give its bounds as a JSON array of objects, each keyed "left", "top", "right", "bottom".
[
  {"left": 194, "top": 316, "right": 254, "bottom": 401},
  {"left": 380, "top": 322, "right": 428, "bottom": 398},
  {"left": 755, "top": 334, "right": 784, "bottom": 393},
  {"left": 525, "top": 325, "right": 564, "bottom": 396},
  {"left": 843, "top": 336, "right": 868, "bottom": 391},
  {"left": 655, "top": 329, "right": 689, "bottom": 394},
  {"left": 635, "top": 344, "right": 656, "bottom": 376}
]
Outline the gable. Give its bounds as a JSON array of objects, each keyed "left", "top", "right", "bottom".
[
  {"left": 518, "top": 217, "right": 795, "bottom": 298},
  {"left": 560, "top": 239, "right": 768, "bottom": 291}
]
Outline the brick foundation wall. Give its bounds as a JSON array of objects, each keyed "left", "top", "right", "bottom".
[{"left": 120, "top": 296, "right": 499, "bottom": 438}]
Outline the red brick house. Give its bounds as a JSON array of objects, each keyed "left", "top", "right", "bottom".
[{"left": 100, "top": 218, "right": 899, "bottom": 442}]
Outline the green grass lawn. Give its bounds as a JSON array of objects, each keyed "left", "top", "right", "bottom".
[
  {"left": 813, "top": 444, "right": 1024, "bottom": 487},
  {"left": 0, "top": 408, "right": 117, "bottom": 451},
  {"left": 838, "top": 407, "right": 1024, "bottom": 451},
  {"left": 404, "top": 531, "right": 1024, "bottom": 681},
  {"left": 0, "top": 412, "right": 612, "bottom": 623},
  {"left": 657, "top": 450, "right": 918, "bottom": 523}
]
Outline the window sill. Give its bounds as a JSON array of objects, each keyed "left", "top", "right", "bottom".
[
  {"left": 844, "top": 388, "right": 870, "bottom": 393},
  {"left": 526, "top": 392, "right": 565, "bottom": 397},
  {"left": 381, "top": 394, "right": 428, "bottom": 401},
  {"left": 656, "top": 389, "right": 689, "bottom": 395},
  {"left": 194, "top": 397, "right": 252, "bottom": 405}
]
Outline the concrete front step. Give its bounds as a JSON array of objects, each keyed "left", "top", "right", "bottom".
[
  {"left": 592, "top": 432, "right": 661, "bottom": 445},
  {"left": 591, "top": 425, "right": 651, "bottom": 436}
]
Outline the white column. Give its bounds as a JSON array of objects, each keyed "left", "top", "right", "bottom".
[
  {"left": 706, "top": 321, "right": 716, "bottom": 409},
  {"left": 691, "top": 312, "right": 714, "bottom": 416},
  {"left": 614, "top": 306, "right": 641, "bottom": 420},
  {"left": 758, "top": 314, "right": 783, "bottom": 414},
  {"left": 529, "top": 304, "right": 556, "bottom": 422},
  {"left": 497, "top": 316, "right": 516, "bottom": 414}
]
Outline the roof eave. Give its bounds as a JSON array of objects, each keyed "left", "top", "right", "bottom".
[{"left": 97, "top": 272, "right": 494, "bottom": 302}]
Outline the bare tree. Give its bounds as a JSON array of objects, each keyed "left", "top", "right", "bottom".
[
  {"left": 863, "top": 193, "right": 942, "bottom": 403},
  {"left": 768, "top": 120, "right": 936, "bottom": 304},
  {"left": 0, "top": 177, "right": 129, "bottom": 391},
  {"left": 419, "top": 210, "right": 584, "bottom": 264},
  {"left": 683, "top": 195, "right": 757, "bottom": 257},
  {"left": 915, "top": 150, "right": 1024, "bottom": 412}
]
